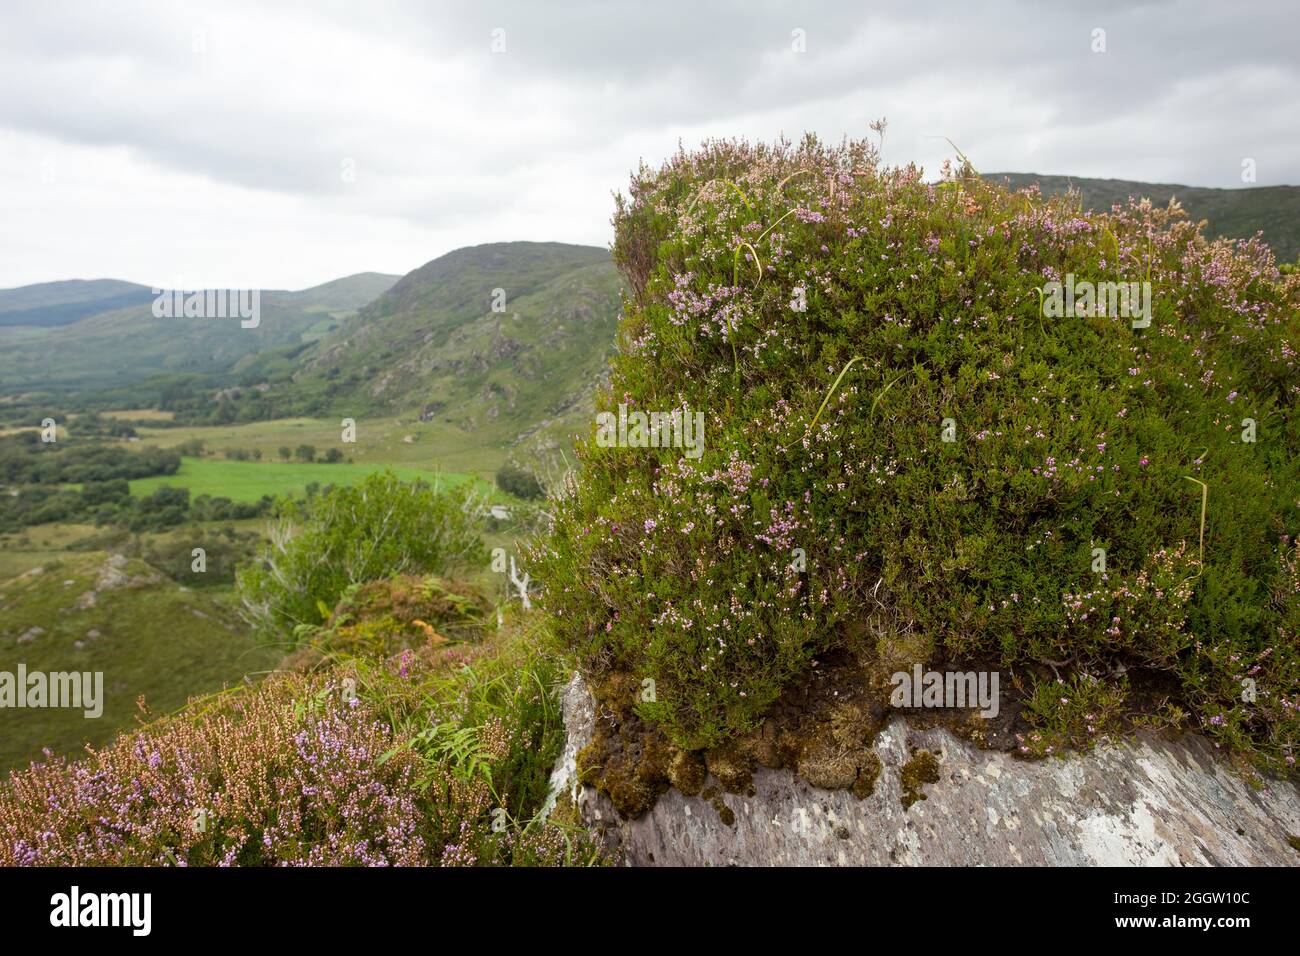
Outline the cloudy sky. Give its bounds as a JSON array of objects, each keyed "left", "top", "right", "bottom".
[{"left": 1, "top": 0, "right": 1296, "bottom": 291}]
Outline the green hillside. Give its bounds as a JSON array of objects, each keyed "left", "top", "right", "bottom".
[
  {"left": 0, "top": 279, "right": 155, "bottom": 329},
  {"left": 293, "top": 242, "right": 625, "bottom": 447},
  {"left": 0, "top": 273, "right": 399, "bottom": 397},
  {"left": 985, "top": 173, "right": 1300, "bottom": 263},
  {"left": 0, "top": 553, "right": 279, "bottom": 772}
]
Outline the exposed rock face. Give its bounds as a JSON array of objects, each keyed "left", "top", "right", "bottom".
[{"left": 551, "top": 675, "right": 1300, "bottom": 866}]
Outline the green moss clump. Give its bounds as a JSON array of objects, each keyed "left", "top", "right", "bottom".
[
  {"left": 533, "top": 133, "right": 1300, "bottom": 776},
  {"left": 899, "top": 749, "right": 941, "bottom": 808},
  {"left": 667, "top": 748, "right": 708, "bottom": 795},
  {"left": 852, "top": 752, "right": 883, "bottom": 800}
]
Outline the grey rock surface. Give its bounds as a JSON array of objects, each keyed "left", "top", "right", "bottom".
[{"left": 549, "top": 674, "right": 1300, "bottom": 866}]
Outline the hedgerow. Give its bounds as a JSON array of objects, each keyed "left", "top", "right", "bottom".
[{"left": 533, "top": 133, "right": 1300, "bottom": 774}]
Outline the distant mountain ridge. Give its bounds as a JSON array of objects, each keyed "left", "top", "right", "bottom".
[
  {"left": 0, "top": 272, "right": 401, "bottom": 395},
  {"left": 3, "top": 170, "right": 1291, "bottom": 441},
  {"left": 0, "top": 279, "right": 155, "bottom": 329},
  {"left": 984, "top": 173, "right": 1300, "bottom": 263}
]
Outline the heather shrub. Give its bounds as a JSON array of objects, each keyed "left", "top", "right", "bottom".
[
  {"left": 325, "top": 599, "right": 600, "bottom": 865},
  {"left": 237, "top": 470, "right": 485, "bottom": 643},
  {"left": 0, "top": 673, "right": 426, "bottom": 866},
  {"left": 533, "top": 134, "right": 1300, "bottom": 772},
  {"left": 0, "top": 585, "right": 604, "bottom": 867}
]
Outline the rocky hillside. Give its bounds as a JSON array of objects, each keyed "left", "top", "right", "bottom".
[
  {"left": 0, "top": 553, "right": 277, "bottom": 771},
  {"left": 292, "top": 242, "right": 624, "bottom": 449}
]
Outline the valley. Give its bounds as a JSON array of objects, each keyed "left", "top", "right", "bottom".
[{"left": 0, "top": 242, "right": 619, "bottom": 771}]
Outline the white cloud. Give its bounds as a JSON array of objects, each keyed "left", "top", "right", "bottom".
[{"left": 0, "top": 0, "right": 1296, "bottom": 288}]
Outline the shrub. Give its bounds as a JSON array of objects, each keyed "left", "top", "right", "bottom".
[
  {"left": 237, "top": 471, "right": 486, "bottom": 643},
  {"left": 0, "top": 581, "right": 604, "bottom": 867},
  {"left": 496, "top": 462, "right": 546, "bottom": 500},
  {"left": 533, "top": 134, "right": 1300, "bottom": 772},
  {"left": 138, "top": 526, "right": 261, "bottom": 586},
  {"left": 0, "top": 673, "right": 427, "bottom": 866}
]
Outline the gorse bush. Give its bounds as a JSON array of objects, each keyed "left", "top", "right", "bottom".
[
  {"left": 533, "top": 134, "right": 1300, "bottom": 772},
  {"left": 237, "top": 470, "right": 485, "bottom": 643}
]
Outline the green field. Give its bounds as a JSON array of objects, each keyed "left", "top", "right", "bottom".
[
  {"left": 128, "top": 456, "right": 488, "bottom": 502},
  {"left": 131, "top": 415, "right": 508, "bottom": 476}
]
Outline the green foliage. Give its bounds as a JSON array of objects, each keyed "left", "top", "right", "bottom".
[
  {"left": 495, "top": 462, "right": 546, "bottom": 500},
  {"left": 0, "top": 433, "right": 179, "bottom": 485},
  {"left": 351, "top": 606, "right": 604, "bottom": 866},
  {"left": 1017, "top": 673, "right": 1129, "bottom": 757},
  {"left": 535, "top": 135, "right": 1300, "bottom": 773},
  {"left": 237, "top": 470, "right": 486, "bottom": 643},
  {"left": 135, "top": 525, "right": 261, "bottom": 586}
]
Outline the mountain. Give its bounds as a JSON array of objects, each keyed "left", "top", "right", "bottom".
[
  {"left": 293, "top": 242, "right": 624, "bottom": 446},
  {"left": 0, "top": 273, "right": 399, "bottom": 397},
  {"left": 0, "top": 279, "right": 155, "bottom": 329},
  {"left": 270, "top": 272, "right": 403, "bottom": 312},
  {"left": 984, "top": 173, "right": 1300, "bottom": 263}
]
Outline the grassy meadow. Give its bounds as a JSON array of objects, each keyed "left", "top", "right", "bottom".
[
  {"left": 127, "top": 456, "right": 487, "bottom": 503},
  {"left": 130, "top": 415, "right": 508, "bottom": 476}
]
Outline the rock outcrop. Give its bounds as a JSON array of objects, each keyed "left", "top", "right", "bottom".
[{"left": 550, "top": 675, "right": 1300, "bottom": 866}]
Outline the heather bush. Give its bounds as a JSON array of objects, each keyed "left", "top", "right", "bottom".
[
  {"left": 533, "top": 134, "right": 1300, "bottom": 772},
  {"left": 0, "top": 584, "right": 604, "bottom": 867},
  {"left": 311, "top": 583, "right": 601, "bottom": 865},
  {"left": 237, "top": 470, "right": 486, "bottom": 643},
  {"left": 0, "top": 673, "right": 425, "bottom": 866}
]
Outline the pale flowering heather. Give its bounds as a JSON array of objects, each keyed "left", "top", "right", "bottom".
[{"left": 533, "top": 134, "right": 1300, "bottom": 773}]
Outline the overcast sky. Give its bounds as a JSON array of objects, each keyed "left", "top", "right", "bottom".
[{"left": 1, "top": 0, "right": 1296, "bottom": 291}]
